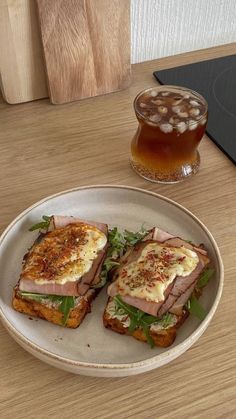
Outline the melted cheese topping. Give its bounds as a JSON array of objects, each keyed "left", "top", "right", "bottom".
[
  {"left": 21, "top": 224, "right": 107, "bottom": 284},
  {"left": 116, "top": 243, "right": 199, "bottom": 302}
]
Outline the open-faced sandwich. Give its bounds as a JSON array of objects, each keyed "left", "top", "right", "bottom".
[
  {"left": 13, "top": 215, "right": 110, "bottom": 328},
  {"left": 103, "top": 226, "right": 213, "bottom": 347}
]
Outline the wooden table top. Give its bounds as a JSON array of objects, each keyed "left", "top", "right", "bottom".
[{"left": 0, "top": 43, "right": 235, "bottom": 418}]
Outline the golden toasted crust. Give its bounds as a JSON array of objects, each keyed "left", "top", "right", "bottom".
[
  {"left": 12, "top": 288, "right": 97, "bottom": 328},
  {"left": 103, "top": 298, "right": 188, "bottom": 347}
]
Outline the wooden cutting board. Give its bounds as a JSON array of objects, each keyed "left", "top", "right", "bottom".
[
  {"left": 36, "top": 0, "right": 131, "bottom": 104},
  {"left": 0, "top": 0, "right": 47, "bottom": 104}
]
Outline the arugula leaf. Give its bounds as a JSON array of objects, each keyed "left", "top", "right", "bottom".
[
  {"left": 124, "top": 228, "right": 148, "bottom": 246},
  {"left": 58, "top": 296, "right": 75, "bottom": 325},
  {"left": 186, "top": 295, "right": 207, "bottom": 321},
  {"left": 107, "top": 226, "right": 148, "bottom": 258},
  {"left": 29, "top": 215, "right": 52, "bottom": 232},
  {"left": 197, "top": 268, "right": 214, "bottom": 289},
  {"left": 113, "top": 295, "right": 174, "bottom": 348},
  {"left": 113, "top": 296, "right": 147, "bottom": 334},
  {"left": 93, "top": 227, "right": 126, "bottom": 289},
  {"left": 141, "top": 313, "right": 163, "bottom": 325},
  {"left": 185, "top": 267, "right": 214, "bottom": 320},
  {"left": 128, "top": 316, "right": 138, "bottom": 333},
  {"left": 19, "top": 291, "right": 75, "bottom": 325},
  {"left": 94, "top": 227, "right": 149, "bottom": 289},
  {"left": 107, "top": 227, "right": 126, "bottom": 258},
  {"left": 143, "top": 325, "right": 155, "bottom": 348},
  {"left": 103, "top": 259, "right": 120, "bottom": 271}
]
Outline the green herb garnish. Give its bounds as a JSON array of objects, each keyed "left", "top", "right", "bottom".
[
  {"left": 29, "top": 215, "right": 52, "bottom": 232},
  {"left": 19, "top": 291, "right": 75, "bottom": 325},
  {"left": 58, "top": 296, "right": 75, "bottom": 325},
  {"left": 186, "top": 295, "right": 207, "bottom": 321},
  {"left": 92, "top": 227, "right": 125, "bottom": 289},
  {"left": 107, "top": 227, "right": 126, "bottom": 258},
  {"left": 114, "top": 295, "right": 174, "bottom": 348},
  {"left": 197, "top": 268, "right": 214, "bottom": 289},
  {"left": 185, "top": 268, "right": 214, "bottom": 320},
  {"left": 93, "top": 227, "right": 147, "bottom": 289},
  {"left": 124, "top": 228, "right": 148, "bottom": 247},
  {"left": 107, "top": 226, "right": 148, "bottom": 258}
]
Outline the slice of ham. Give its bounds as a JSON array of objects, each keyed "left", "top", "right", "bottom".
[
  {"left": 20, "top": 278, "right": 83, "bottom": 296},
  {"left": 145, "top": 228, "right": 208, "bottom": 256},
  {"left": 51, "top": 215, "right": 108, "bottom": 235},
  {"left": 164, "top": 237, "right": 208, "bottom": 257},
  {"left": 157, "top": 253, "right": 206, "bottom": 316},
  {"left": 152, "top": 227, "right": 175, "bottom": 242},
  {"left": 142, "top": 227, "right": 174, "bottom": 243},
  {"left": 108, "top": 229, "right": 210, "bottom": 317},
  {"left": 169, "top": 281, "right": 197, "bottom": 315}
]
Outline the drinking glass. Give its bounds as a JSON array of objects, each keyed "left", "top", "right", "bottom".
[{"left": 130, "top": 85, "right": 208, "bottom": 183}]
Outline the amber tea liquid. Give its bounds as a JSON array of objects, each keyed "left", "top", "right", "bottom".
[{"left": 131, "top": 86, "right": 208, "bottom": 183}]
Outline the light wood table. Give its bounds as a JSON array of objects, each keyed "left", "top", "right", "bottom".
[{"left": 0, "top": 43, "right": 235, "bottom": 419}]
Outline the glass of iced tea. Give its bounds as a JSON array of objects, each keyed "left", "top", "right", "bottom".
[{"left": 130, "top": 85, "right": 208, "bottom": 183}]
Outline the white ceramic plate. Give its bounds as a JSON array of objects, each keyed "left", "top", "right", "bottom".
[{"left": 0, "top": 185, "right": 223, "bottom": 377}]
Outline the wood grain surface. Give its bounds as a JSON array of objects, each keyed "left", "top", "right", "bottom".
[
  {"left": 0, "top": 43, "right": 236, "bottom": 419},
  {"left": 0, "top": 0, "right": 47, "bottom": 104},
  {"left": 36, "top": 0, "right": 131, "bottom": 104}
]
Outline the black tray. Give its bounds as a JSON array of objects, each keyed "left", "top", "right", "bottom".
[{"left": 154, "top": 54, "right": 236, "bottom": 164}]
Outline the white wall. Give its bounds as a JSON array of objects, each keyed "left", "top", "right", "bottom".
[{"left": 131, "top": 0, "right": 236, "bottom": 63}]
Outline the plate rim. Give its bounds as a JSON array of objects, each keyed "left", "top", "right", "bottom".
[{"left": 0, "top": 184, "right": 224, "bottom": 371}]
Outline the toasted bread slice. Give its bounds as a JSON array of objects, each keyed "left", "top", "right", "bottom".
[
  {"left": 12, "top": 288, "right": 98, "bottom": 328},
  {"left": 103, "top": 297, "right": 188, "bottom": 347}
]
